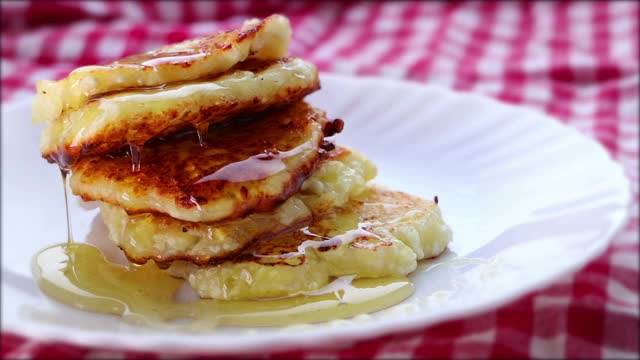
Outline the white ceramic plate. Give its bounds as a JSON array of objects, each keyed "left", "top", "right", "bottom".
[{"left": 1, "top": 74, "right": 631, "bottom": 355}]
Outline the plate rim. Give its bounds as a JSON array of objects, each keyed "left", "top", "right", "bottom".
[{"left": 1, "top": 72, "right": 632, "bottom": 355}]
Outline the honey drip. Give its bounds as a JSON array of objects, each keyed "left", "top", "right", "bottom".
[
  {"left": 128, "top": 143, "right": 142, "bottom": 172},
  {"left": 60, "top": 168, "right": 73, "bottom": 244},
  {"left": 195, "top": 123, "right": 209, "bottom": 147},
  {"left": 32, "top": 243, "right": 414, "bottom": 330}
]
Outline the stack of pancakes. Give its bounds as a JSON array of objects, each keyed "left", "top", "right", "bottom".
[{"left": 34, "top": 15, "right": 452, "bottom": 300}]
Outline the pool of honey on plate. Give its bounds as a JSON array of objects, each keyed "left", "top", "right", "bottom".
[{"left": 32, "top": 243, "right": 414, "bottom": 329}]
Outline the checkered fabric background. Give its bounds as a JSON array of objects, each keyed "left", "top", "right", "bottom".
[{"left": 1, "top": 1, "right": 638, "bottom": 358}]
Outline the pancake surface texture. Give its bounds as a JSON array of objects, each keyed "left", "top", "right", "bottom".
[
  {"left": 100, "top": 196, "right": 312, "bottom": 265},
  {"left": 40, "top": 58, "right": 319, "bottom": 161},
  {"left": 71, "top": 101, "right": 327, "bottom": 223},
  {"left": 100, "top": 147, "right": 376, "bottom": 265},
  {"left": 33, "top": 14, "right": 291, "bottom": 123},
  {"left": 168, "top": 187, "right": 452, "bottom": 300}
]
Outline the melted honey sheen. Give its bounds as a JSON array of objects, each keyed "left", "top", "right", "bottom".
[{"left": 32, "top": 243, "right": 414, "bottom": 329}]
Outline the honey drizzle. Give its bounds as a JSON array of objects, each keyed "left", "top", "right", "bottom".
[
  {"left": 128, "top": 143, "right": 142, "bottom": 173},
  {"left": 193, "top": 141, "right": 313, "bottom": 184},
  {"left": 60, "top": 168, "right": 74, "bottom": 244},
  {"left": 195, "top": 123, "right": 209, "bottom": 147},
  {"left": 254, "top": 226, "right": 380, "bottom": 260}
]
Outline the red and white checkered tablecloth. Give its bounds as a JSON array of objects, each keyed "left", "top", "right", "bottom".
[{"left": 1, "top": 1, "right": 638, "bottom": 358}]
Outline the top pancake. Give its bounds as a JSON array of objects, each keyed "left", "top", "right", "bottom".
[
  {"left": 70, "top": 101, "right": 334, "bottom": 223},
  {"left": 39, "top": 57, "right": 319, "bottom": 163},
  {"left": 32, "top": 15, "right": 291, "bottom": 123}
]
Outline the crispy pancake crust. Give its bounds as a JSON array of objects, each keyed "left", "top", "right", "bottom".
[
  {"left": 33, "top": 15, "right": 291, "bottom": 123},
  {"left": 168, "top": 187, "right": 452, "bottom": 300},
  {"left": 40, "top": 58, "right": 319, "bottom": 162},
  {"left": 100, "top": 147, "right": 377, "bottom": 265},
  {"left": 70, "top": 101, "right": 329, "bottom": 223}
]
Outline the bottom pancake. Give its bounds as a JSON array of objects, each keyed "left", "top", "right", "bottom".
[
  {"left": 167, "top": 187, "right": 452, "bottom": 300},
  {"left": 100, "top": 147, "right": 377, "bottom": 265}
]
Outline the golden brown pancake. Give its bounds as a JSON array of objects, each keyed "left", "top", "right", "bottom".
[
  {"left": 100, "top": 196, "right": 312, "bottom": 266},
  {"left": 167, "top": 187, "right": 452, "bottom": 300},
  {"left": 33, "top": 15, "right": 291, "bottom": 123},
  {"left": 70, "top": 101, "right": 334, "bottom": 223},
  {"left": 99, "top": 147, "right": 377, "bottom": 265},
  {"left": 39, "top": 58, "right": 319, "bottom": 163}
]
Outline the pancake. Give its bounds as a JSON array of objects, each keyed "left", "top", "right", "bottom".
[
  {"left": 33, "top": 15, "right": 291, "bottom": 123},
  {"left": 100, "top": 196, "right": 311, "bottom": 266},
  {"left": 99, "top": 147, "right": 376, "bottom": 265},
  {"left": 167, "top": 187, "right": 452, "bottom": 300},
  {"left": 70, "top": 101, "right": 332, "bottom": 223},
  {"left": 40, "top": 58, "right": 319, "bottom": 163}
]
